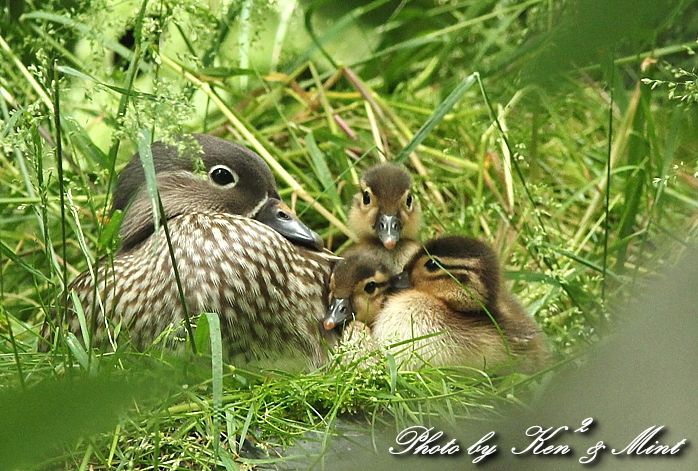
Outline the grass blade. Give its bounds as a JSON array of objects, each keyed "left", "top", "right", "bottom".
[{"left": 395, "top": 73, "right": 477, "bottom": 164}]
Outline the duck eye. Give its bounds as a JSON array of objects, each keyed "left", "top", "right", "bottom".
[
  {"left": 424, "top": 259, "right": 440, "bottom": 272},
  {"left": 276, "top": 210, "right": 292, "bottom": 221},
  {"left": 209, "top": 165, "right": 237, "bottom": 186},
  {"left": 362, "top": 191, "right": 371, "bottom": 205},
  {"left": 406, "top": 193, "right": 413, "bottom": 208},
  {"left": 364, "top": 281, "right": 377, "bottom": 294}
]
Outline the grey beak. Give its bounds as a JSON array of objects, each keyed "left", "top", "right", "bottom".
[
  {"left": 389, "top": 270, "right": 411, "bottom": 291},
  {"left": 374, "top": 213, "right": 401, "bottom": 250},
  {"left": 254, "top": 198, "right": 324, "bottom": 251},
  {"left": 323, "top": 298, "right": 353, "bottom": 330}
]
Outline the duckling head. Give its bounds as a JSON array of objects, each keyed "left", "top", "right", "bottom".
[
  {"left": 114, "top": 134, "right": 322, "bottom": 251},
  {"left": 348, "top": 163, "right": 420, "bottom": 250},
  {"left": 396, "top": 236, "right": 501, "bottom": 314},
  {"left": 323, "top": 254, "right": 392, "bottom": 330}
]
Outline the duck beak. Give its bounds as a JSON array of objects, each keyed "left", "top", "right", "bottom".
[
  {"left": 254, "top": 198, "right": 324, "bottom": 251},
  {"left": 374, "top": 213, "right": 401, "bottom": 250},
  {"left": 323, "top": 298, "right": 352, "bottom": 330},
  {"left": 389, "top": 270, "right": 411, "bottom": 291}
]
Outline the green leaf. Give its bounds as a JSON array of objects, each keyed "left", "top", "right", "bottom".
[
  {"left": 137, "top": 128, "right": 159, "bottom": 244},
  {"left": 65, "top": 332, "right": 99, "bottom": 376},
  {"left": 305, "top": 131, "right": 345, "bottom": 218},
  {"left": 386, "top": 353, "right": 397, "bottom": 394},
  {"left": 0, "top": 108, "right": 24, "bottom": 138},
  {"left": 0, "top": 239, "right": 51, "bottom": 283},
  {"left": 505, "top": 270, "right": 561, "bottom": 286},
  {"left": 70, "top": 290, "right": 90, "bottom": 349},
  {"left": 193, "top": 314, "right": 210, "bottom": 355},
  {"left": 238, "top": 402, "right": 256, "bottom": 454},
  {"left": 204, "top": 312, "right": 224, "bottom": 459},
  {"left": 197, "top": 67, "right": 257, "bottom": 78},
  {"left": 97, "top": 209, "right": 123, "bottom": 250},
  {"left": 395, "top": 73, "right": 478, "bottom": 164},
  {"left": 62, "top": 116, "right": 110, "bottom": 169},
  {"left": 57, "top": 65, "right": 157, "bottom": 100}
]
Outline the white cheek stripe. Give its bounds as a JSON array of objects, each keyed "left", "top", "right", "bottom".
[{"left": 246, "top": 193, "right": 269, "bottom": 218}]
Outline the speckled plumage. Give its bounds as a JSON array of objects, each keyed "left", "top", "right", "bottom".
[
  {"left": 42, "top": 134, "right": 337, "bottom": 370},
  {"left": 68, "top": 213, "right": 334, "bottom": 367}
]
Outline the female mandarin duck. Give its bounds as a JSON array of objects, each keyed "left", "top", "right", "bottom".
[
  {"left": 372, "top": 236, "right": 549, "bottom": 373},
  {"left": 42, "top": 134, "right": 337, "bottom": 369},
  {"left": 344, "top": 163, "right": 421, "bottom": 272}
]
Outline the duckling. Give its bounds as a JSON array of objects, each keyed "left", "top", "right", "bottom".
[
  {"left": 322, "top": 254, "right": 393, "bottom": 362},
  {"left": 344, "top": 163, "right": 421, "bottom": 272},
  {"left": 42, "top": 134, "right": 337, "bottom": 370},
  {"left": 371, "top": 236, "right": 548, "bottom": 373},
  {"left": 323, "top": 253, "right": 393, "bottom": 331}
]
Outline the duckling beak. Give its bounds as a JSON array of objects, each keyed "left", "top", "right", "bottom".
[
  {"left": 323, "top": 298, "right": 352, "bottom": 330},
  {"left": 388, "top": 270, "right": 411, "bottom": 291},
  {"left": 254, "top": 198, "right": 324, "bottom": 251},
  {"left": 374, "top": 213, "right": 401, "bottom": 250}
]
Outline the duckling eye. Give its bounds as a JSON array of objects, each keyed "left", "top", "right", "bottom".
[
  {"left": 424, "top": 259, "right": 440, "bottom": 272},
  {"left": 209, "top": 165, "right": 237, "bottom": 186},
  {"left": 406, "top": 193, "right": 412, "bottom": 208},
  {"left": 364, "top": 281, "right": 377, "bottom": 294},
  {"left": 362, "top": 191, "right": 371, "bottom": 205}
]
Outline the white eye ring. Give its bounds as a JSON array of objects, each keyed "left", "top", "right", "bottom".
[{"left": 208, "top": 165, "right": 238, "bottom": 187}]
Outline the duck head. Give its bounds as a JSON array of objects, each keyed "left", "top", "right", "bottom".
[
  {"left": 393, "top": 236, "right": 501, "bottom": 314},
  {"left": 347, "top": 163, "right": 420, "bottom": 250},
  {"left": 323, "top": 254, "right": 392, "bottom": 330},
  {"left": 114, "top": 134, "right": 322, "bottom": 251}
]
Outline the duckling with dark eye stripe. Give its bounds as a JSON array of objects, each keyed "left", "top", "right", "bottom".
[
  {"left": 324, "top": 254, "right": 392, "bottom": 331},
  {"left": 323, "top": 254, "right": 391, "bottom": 358},
  {"left": 344, "top": 163, "right": 421, "bottom": 272},
  {"left": 372, "top": 236, "right": 549, "bottom": 373},
  {"left": 41, "top": 134, "right": 337, "bottom": 370}
]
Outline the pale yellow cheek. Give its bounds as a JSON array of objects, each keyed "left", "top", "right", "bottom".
[
  {"left": 352, "top": 292, "right": 371, "bottom": 321},
  {"left": 450, "top": 292, "right": 481, "bottom": 312},
  {"left": 364, "top": 293, "right": 386, "bottom": 324},
  {"left": 412, "top": 276, "right": 449, "bottom": 294},
  {"left": 400, "top": 205, "right": 421, "bottom": 240},
  {"left": 347, "top": 204, "right": 379, "bottom": 238},
  {"left": 351, "top": 289, "right": 382, "bottom": 323},
  {"left": 452, "top": 281, "right": 489, "bottom": 310},
  {"left": 411, "top": 277, "right": 485, "bottom": 312}
]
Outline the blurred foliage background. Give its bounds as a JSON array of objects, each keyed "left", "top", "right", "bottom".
[{"left": 0, "top": 0, "right": 697, "bottom": 469}]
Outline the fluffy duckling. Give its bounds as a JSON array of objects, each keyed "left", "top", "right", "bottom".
[
  {"left": 372, "top": 236, "right": 548, "bottom": 373},
  {"left": 323, "top": 253, "right": 392, "bottom": 361},
  {"left": 344, "top": 163, "right": 421, "bottom": 271},
  {"left": 323, "top": 254, "right": 393, "bottom": 331}
]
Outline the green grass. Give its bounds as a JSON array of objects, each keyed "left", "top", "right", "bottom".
[{"left": 1, "top": 0, "right": 698, "bottom": 469}]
